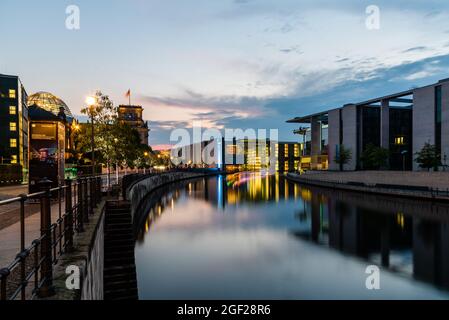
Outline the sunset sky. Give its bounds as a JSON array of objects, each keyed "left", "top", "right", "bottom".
[{"left": 2, "top": 0, "right": 449, "bottom": 149}]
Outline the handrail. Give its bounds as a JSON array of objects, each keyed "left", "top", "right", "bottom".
[{"left": 0, "top": 176, "right": 104, "bottom": 300}]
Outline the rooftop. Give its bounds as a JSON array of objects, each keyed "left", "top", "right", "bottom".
[{"left": 287, "top": 77, "right": 448, "bottom": 124}]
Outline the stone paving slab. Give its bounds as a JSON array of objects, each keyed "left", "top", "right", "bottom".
[{"left": 0, "top": 201, "right": 66, "bottom": 268}]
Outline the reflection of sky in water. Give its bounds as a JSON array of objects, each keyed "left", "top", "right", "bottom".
[{"left": 135, "top": 174, "right": 449, "bottom": 300}]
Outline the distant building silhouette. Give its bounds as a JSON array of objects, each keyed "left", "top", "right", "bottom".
[{"left": 118, "top": 105, "right": 150, "bottom": 145}]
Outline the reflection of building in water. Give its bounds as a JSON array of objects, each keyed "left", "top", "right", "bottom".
[
  {"left": 136, "top": 173, "right": 449, "bottom": 292},
  {"left": 413, "top": 219, "right": 449, "bottom": 288},
  {"left": 293, "top": 186, "right": 449, "bottom": 290},
  {"left": 225, "top": 172, "right": 302, "bottom": 204}
]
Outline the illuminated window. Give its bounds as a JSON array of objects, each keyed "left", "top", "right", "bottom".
[
  {"left": 294, "top": 160, "right": 300, "bottom": 170},
  {"left": 10, "top": 122, "right": 17, "bottom": 131},
  {"left": 395, "top": 137, "right": 404, "bottom": 145},
  {"left": 294, "top": 145, "right": 300, "bottom": 157},
  {"left": 10, "top": 139, "right": 17, "bottom": 148},
  {"left": 9, "top": 106, "right": 16, "bottom": 115},
  {"left": 11, "top": 155, "right": 18, "bottom": 164},
  {"left": 9, "top": 89, "right": 16, "bottom": 99}
]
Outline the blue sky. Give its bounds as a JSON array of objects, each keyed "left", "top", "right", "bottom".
[{"left": 1, "top": 0, "right": 449, "bottom": 148}]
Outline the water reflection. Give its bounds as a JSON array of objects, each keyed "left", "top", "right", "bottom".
[{"left": 135, "top": 173, "right": 449, "bottom": 299}]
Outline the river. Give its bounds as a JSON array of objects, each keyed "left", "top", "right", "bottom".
[{"left": 134, "top": 172, "right": 449, "bottom": 299}]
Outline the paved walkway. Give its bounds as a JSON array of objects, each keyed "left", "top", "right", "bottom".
[
  {"left": 300, "top": 171, "right": 449, "bottom": 189},
  {"left": 0, "top": 199, "right": 67, "bottom": 268}
]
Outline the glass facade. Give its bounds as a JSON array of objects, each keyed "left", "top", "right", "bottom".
[
  {"left": 389, "top": 108, "right": 413, "bottom": 171},
  {"left": 27, "top": 92, "right": 73, "bottom": 120}
]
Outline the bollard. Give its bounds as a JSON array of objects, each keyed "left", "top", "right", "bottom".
[
  {"left": 77, "top": 179, "right": 84, "bottom": 232},
  {"left": 37, "top": 178, "right": 55, "bottom": 298},
  {"left": 83, "top": 178, "right": 89, "bottom": 222},
  {"left": 65, "top": 179, "right": 74, "bottom": 252}
]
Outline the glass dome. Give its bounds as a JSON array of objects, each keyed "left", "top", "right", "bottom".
[{"left": 27, "top": 92, "right": 73, "bottom": 121}]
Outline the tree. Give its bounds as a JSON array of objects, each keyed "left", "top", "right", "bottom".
[
  {"left": 334, "top": 145, "right": 352, "bottom": 171},
  {"left": 75, "top": 90, "right": 154, "bottom": 181},
  {"left": 80, "top": 91, "right": 117, "bottom": 178},
  {"left": 112, "top": 124, "right": 148, "bottom": 171},
  {"left": 360, "top": 144, "right": 389, "bottom": 170},
  {"left": 415, "top": 142, "right": 441, "bottom": 171}
]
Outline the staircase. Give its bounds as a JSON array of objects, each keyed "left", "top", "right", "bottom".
[{"left": 104, "top": 201, "right": 138, "bottom": 300}]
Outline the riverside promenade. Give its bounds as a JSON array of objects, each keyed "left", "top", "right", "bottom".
[{"left": 287, "top": 171, "right": 449, "bottom": 201}]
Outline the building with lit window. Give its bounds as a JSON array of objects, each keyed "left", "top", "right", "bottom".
[
  {"left": 172, "top": 138, "right": 301, "bottom": 172},
  {"left": 27, "top": 92, "right": 77, "bottom": 188},
  {"left": 226, "top": 139, "right": 301, "bottom": 172},
  {"left": 0, "top": 74, "right": 29, "bottom": 184},
  {"left": 118, "top": 105, "right": 150, "bottom": 145},
  {"left": 287, "top": 78, "right": 449, "bottom": 171}
]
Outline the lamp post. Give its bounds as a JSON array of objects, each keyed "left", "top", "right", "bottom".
[
  {"left": 86, "top": 96, "right": 96, "bottom": 176},
  {"left": 143, "top": 152, "right": 149, "bottom": 174},
  {"left": 114, "top": 138, "right": 119, "bottom": 184},
  {"left": 401, "top": 150, "right": 408, "bottom": 171},
  {"left": 294, "top": 127, "right": 308, "bottom": 157}
]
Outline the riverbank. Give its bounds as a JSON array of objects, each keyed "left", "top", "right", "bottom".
[{"left": 286, "top": 171, "right": 449, "bottom": 202}]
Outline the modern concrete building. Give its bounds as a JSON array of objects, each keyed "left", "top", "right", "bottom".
[{"left": 288, "top": 78, "right": 449, "bottom": 171}]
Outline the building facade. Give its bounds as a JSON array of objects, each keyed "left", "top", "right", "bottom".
[
  {"left": 27, "top": 91, "right": 75, "bottom": 189},
  {"left": 288, "top": 78, "right": 449, "bottom": 171},
  {"left": 172, "top": 138, "right": 301, "bottom": 172},
  {"left": 0, "top": 74, "right": 29, "bottom": 183},
  {"left": 118, "top": 105, "right": 150, "bottom": 145}
]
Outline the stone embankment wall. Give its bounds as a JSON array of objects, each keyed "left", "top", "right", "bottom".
[
  {"left": 46, "top": 202, "right": 105, "bottom": 300},
  {"left": 286, "top": 172, "right": 449, "bottom": 202},
  {"left": 127, "top": 172, "right": 216, "bottom": 229},
  {"left": 127, "top": 172, "right": 202, "bottom": 219}
]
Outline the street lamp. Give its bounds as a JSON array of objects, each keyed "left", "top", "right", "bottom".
[
  {"left": 86, "top": 96, "right": 96, "bottom": 176},
  {"left": 143, "top": 152, "right": 149, "bottom": 174},
  {"left": 113, "top": 138, "right": 120, "bottom": 183}
]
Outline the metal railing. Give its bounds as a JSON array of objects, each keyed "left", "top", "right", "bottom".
[{"left": 0, "top": 176, "right": 103, "bottom": 300}]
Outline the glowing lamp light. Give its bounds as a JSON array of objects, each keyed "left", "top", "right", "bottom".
[{"left": 85, "top": 96, "right": 96, "bottom": 107}]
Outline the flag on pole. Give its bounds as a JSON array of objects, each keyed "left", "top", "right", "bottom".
[{"left": 125, "top": 89, "right": 131, "bottom": 105}]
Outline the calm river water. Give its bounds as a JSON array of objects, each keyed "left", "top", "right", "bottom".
[{"left": 135, "top": 172, "right": 449, "bottom": 299}]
